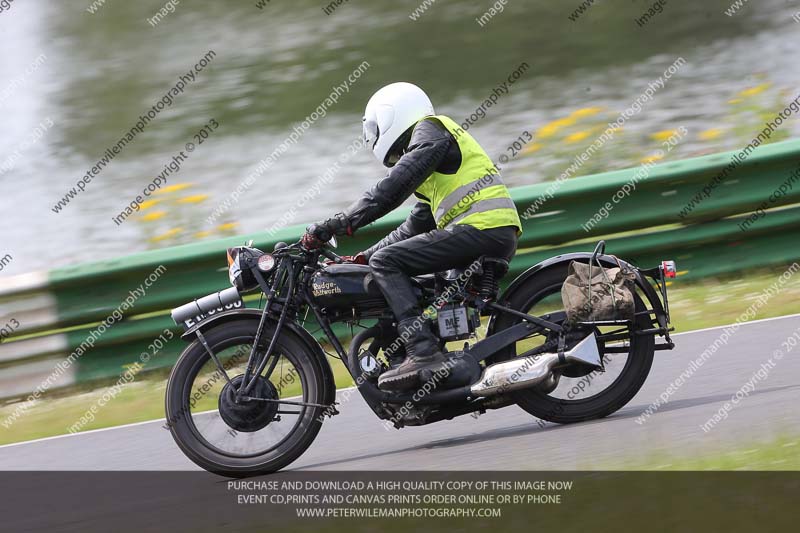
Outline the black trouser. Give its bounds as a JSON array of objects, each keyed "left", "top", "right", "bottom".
[{"left": 368, "top": 224, "right": 518, "bottom": 322}]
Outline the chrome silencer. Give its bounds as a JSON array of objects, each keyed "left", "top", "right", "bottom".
[{"left": 470, "top": 333, "right": 602, "bottom": 397}]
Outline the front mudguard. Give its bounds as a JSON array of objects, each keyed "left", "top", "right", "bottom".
[
  {"left": 489, "top": 252, "right": 672, "bottom": 343},
  {"left": 179, "top": 308, "right": 337, "bottom": 408}
]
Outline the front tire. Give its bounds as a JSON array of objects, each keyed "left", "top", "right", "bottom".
[
  {"left": 165, "top": 321, "right": 329, "bottom": 477},
  {"left": 491, "top": 264, "right": 655, "bottom": 424}
]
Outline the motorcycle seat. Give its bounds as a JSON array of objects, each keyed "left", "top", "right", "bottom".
[
  {"left": 412, "top": 273, "right": 437, "bottom": 289},
  {"left": 444, "top": 256, "right": 510, "bottom": 282}
]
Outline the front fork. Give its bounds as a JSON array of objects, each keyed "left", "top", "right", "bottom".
[{"left": 235, "top": 257, "right": 322, "bottom": 403}]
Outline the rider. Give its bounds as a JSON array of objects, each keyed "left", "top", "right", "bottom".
[{"left": 303, "top": 82, "right": 522, "bottom": 391}]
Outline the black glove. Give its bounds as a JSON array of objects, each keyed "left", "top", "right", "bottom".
[
  {"left": 343, "top": 253, "right": 367, "bottom": 265},
  {"left": 308, "top": 213, "right": 352, "bottom": 242},
  {"left": 301, "top": 231, "right": 324, "bottom": 250},
  {"left": 325, "top": 252, "right": 367, "bottom": 266}
]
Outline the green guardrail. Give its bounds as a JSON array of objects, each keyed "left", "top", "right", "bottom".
[{"left": 1, "top": 138, "right": 799, "bottom": 398}]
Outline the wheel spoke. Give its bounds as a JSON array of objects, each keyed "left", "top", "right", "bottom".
[{"left": 179, "top": 337, "right": 313, "bottom": 459}]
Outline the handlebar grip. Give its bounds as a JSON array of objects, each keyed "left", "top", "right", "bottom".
[{"left": 171, "top": 287, "right": 241, "bottom": 325}]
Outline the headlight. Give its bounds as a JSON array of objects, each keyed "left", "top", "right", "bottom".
[
  {"left": 257, "top": 253, "right": 276, "bottom": 272},
  {"left": 226, "top": 246, "right": 261, "bottom": 292}
]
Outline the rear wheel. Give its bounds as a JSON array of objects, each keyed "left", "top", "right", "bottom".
[
  {"left": 165, "top": 321, "right": 329, "bottom": 477},
  {"left": 491, "top": 264, "right": 655, "bottom": 424}
]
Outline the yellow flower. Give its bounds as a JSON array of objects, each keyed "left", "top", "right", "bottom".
[
  {"left": 551, "top": 116, "right": 576, "bottom": 128},
  {"left": 569, "top": 107, "right": 603, "bottom": 119},
  {"left": 564, "top": 130, "right": 591, "bottom": 143},
  {"left": 177, "top": 194, "right": 209, "bottom": 204},
  {"left": 150, "top": 228, "right": 183, "bottom": 242},
  {"left": 698, "top": 128, "right": 723, "bottom": 141},
  {"left": 155, "top": 183, "right": 192, "bottom": 194},
  {"left": 138, "top": 199, "right": 159, "bottom": 211},
  {"left": 217, "top": 222, "right": 239, "bottom": 232},
  {"left": 650, "top": 130, "right": 678, "bottom": 142},
  {"left": 522, "top": 142, "right": 543, "bottom": 154},
  {"left": 737, "top": 83, "right": 771, "bottom": 98},
  {"left": 194, "top": 231, "right": 212, "bottom": 239},
  {"left": 537, "top": 117, "right": 576, "bottom": 138},
  {"left": 640, "top": 153, "right": 664, "bottom": 164},
  {"left": 140, "top": 210, "right": 166, "bottom": 222}
]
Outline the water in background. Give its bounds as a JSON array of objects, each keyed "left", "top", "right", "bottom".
[{"left": 0, "top": 0, "right": 798, "bottom": 275}]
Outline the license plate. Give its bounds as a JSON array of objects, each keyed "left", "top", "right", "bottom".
[{"left": 183, "top": 299, "right": 243, "bottom": 328}]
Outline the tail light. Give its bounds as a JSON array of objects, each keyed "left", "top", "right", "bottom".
[{"left": 661, "top": 260, "right": 677, "bottom": 278}]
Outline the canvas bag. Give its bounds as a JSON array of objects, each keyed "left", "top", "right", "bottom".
[{"left": 561, "top": 257, "right": 636, "bottom": 323}]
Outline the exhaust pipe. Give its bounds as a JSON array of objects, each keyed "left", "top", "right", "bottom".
[{"left": 470, "top": 333, "right": 602, "bottom": 397}]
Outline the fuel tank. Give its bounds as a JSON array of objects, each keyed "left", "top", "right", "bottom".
[{"left": 309, "top": 264, "right": 387, "bottom": 316}]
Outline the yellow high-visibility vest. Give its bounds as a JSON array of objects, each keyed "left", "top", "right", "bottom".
[{"left": 414, "top": 115, "right": 522, "bottom": 234}]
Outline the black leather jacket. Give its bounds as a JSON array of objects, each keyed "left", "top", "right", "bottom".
[{"left": 321, "top": 118, "right": 464, "bottom": 259}]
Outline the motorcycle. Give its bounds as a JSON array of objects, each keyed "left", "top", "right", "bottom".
[{"left": 165, "top": 237, "right": 675, "bottom": 477}]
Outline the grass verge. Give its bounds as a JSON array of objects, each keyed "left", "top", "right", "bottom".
[{"left": 599, "top": 435, "right": 800, "bottom": 470}]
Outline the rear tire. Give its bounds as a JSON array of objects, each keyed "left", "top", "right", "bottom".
[
  {"left": 165, "top": 321, "right": 328, "bottom": 477},
  {"left": 491, "top": 264, "right": 655, "bottom": 424}
]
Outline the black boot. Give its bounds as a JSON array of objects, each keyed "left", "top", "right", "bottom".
[{"left": 378, "top": 318, "right": 449, "bottom": 391}]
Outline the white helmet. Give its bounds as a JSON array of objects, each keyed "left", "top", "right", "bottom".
[{"left": 362, "top": 82, "right": 435, "bottom": 167}]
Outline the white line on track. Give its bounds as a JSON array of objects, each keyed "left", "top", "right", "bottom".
[
  {"left": 669, "top": 312, "right": 800, "bottom": 337},
  {"left": 1, "top": 313, "right": 798, "bottom": 451},
  {"left": 0, "top": 388, "right": 358, "bottom": 450}
]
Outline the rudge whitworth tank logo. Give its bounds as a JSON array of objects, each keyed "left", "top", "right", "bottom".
[{"left": 312, "top": 280, "right": 342, "bottom": 297}]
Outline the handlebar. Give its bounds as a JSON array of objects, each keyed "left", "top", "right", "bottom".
[
  {"left": 318, "top": 246, "right": 343, "bottom": 264},
  {"left": 293, "top": 236, "right": 343, "bottom": 263}
]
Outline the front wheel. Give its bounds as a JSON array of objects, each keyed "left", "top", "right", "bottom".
[
  {"left": 491, "top": 264, "right": 655, "bottom": 424},
  {"left": 165, "top": 320, "right": 329, "bottom": 477}
]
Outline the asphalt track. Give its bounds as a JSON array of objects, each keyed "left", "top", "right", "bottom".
[{"left": 1, "top": 314, "right": 799, "bottom": 471}]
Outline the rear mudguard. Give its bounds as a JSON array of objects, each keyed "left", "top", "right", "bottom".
[
  {"left": 488, "top": 252, "right": 669, "bottom": 335},
  {"left": 179, "top": 308, "right": 337, "bottom": 408}
]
